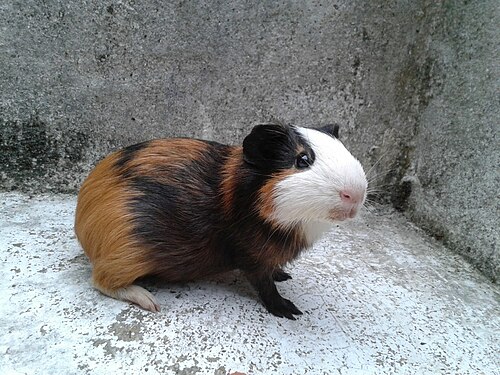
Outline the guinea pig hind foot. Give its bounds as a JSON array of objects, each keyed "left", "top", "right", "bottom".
[{"left": 95, "top": 283, "right": 161, "bottom": 312}]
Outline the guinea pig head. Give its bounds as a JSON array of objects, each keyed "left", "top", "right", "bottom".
[{"left": 243, "top": 123, "right": 367, "bottom": 227}]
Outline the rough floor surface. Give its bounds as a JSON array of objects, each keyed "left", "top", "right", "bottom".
[{"left": 1, "top": 192, "right": 498, "bottom": 375}]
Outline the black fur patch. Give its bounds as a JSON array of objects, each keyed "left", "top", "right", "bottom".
[
  {"left": 242, "top": 124, "right": 315, "bottom": 171},
  {"left": 125, "top": 143, "right": 235, "bottom": 277},
  {"left": 114, "top": 141, "right": 151, "bottom": 170},
  {"left": 317, "top": 124, "right": 340, "bottom": 138}
]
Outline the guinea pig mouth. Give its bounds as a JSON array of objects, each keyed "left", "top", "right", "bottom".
[{"left": 329, "top": 207, "right": 358, "bottom": 221}]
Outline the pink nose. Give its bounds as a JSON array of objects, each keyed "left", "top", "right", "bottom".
[{"left": 340, "top": 190, "right": 360, "bottom": 204}]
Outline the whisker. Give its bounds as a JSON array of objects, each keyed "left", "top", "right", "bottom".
[
  {"left": 366, "top": 186, "right": 391, "bottom": 195},
  {"left": 366, "top": 168, "right": 397, "bottom": 184},
  {"left": 365, "top": 149, "right": 392, "bottom": 177},
  {"left": 362, "top": 204, "right": 377, "bottom": 213}
]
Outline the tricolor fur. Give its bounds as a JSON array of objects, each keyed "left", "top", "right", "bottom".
[{"left": 75, "top": 123, "right": 367, "bottom": 319}]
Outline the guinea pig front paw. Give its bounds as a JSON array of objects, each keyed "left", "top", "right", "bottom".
[
  {"left": 246, "top": 272, "right": 302, "bottom": 319},
  {"left": 272, "top": 268, "right": 293, "bottom": 282},
  {"left": 263, "top": 295, "right": 303, "bottom": 320}
]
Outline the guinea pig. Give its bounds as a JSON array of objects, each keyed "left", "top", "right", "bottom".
[{"left": 74, "top": 122, "right": 367, "bottom": 319}]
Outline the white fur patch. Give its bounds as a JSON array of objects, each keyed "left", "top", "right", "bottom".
[
  {"left": 301, "top": 220, "right": 334, "bottom": 246},
  {"left": 271, "top": 127, "right": 367, "bottom": 242}
]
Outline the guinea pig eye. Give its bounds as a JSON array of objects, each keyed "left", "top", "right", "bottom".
[{"left": 295, "top": 153, "right": 311, "bottom": 169}]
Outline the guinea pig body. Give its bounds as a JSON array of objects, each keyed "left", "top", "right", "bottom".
[{"left": 75, "top": 123, "right": 367, "bottom": 319}]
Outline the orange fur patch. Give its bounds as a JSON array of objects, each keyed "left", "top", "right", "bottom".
[
  {"left": 126, "top": 139, "right": 209, "bottom": 179},
  {"left": 220, "top": 146, "right": 243, "bottom": 215},
  {"left": 75, "top": 153, "right": 153, "bottom": 290},
  {"left": 257, "top": 169, "right": 294, "bottom": 221}
]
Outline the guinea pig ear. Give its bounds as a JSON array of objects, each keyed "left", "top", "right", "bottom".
[
  {"left": 242, "top": 124, "right": 292, "bottom": 168},
  {"left": 317, "top": 124, "right": 340, "bottom": 138}
]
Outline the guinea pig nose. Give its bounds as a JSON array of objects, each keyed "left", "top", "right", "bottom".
[{"left": 340, "top": 190, "right": 358, "bottom": 204}]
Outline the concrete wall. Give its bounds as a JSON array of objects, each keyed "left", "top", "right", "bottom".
[
  {"left": 0, "top": 1, "right": 497, "bottom": 280},
  {"left": 1, "top": 0, "right": 423, "bottom": 190},
  {"left": 402, "top": 0, "right": 499, "bottom": 281}
]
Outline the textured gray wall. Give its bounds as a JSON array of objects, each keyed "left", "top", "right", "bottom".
[
  {"left": 1, "top": 0, "right": 423, "bottom": 190},
  {"left": 0, "top": 1, "right": 498, "bottom": 280},
  {"left": 403, "top": 1, "right": 499, "bottom": 281}
]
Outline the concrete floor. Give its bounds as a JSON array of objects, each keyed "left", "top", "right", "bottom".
[{"left": 0, "top": 192, "right": 498, "bottom": 375}]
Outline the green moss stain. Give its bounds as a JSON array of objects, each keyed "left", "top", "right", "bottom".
[
  {"left": 390, "top": 144, "right": 414, "bottom": 210},
  {"left": 0, "top": 115, "right": 91, "bottom": 192},
  {"left": 396, "top": 55, "right": 439, "bottom": 113},
  {"left": 390, "top": 3, "right": 446, "bottom": 210}
]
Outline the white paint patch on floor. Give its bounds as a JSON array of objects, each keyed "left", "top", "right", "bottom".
[{"left": 0, "top": 192, "right": 498, "bottom": 375}]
